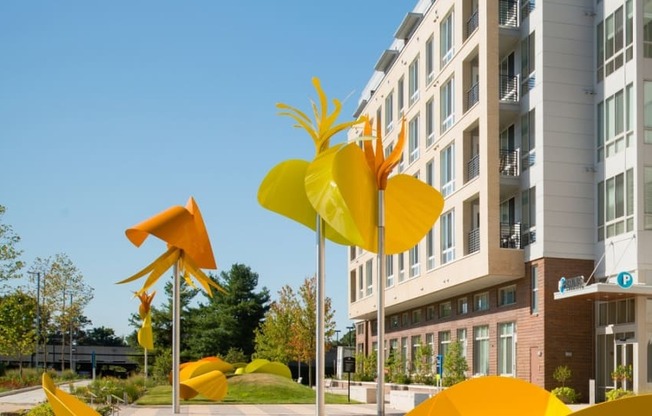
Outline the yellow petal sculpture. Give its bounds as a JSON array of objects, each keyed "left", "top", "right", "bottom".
[
  {"left": 178, "top": 357, "right": 232, "bottom": 401},
  {"left": 42, "top": 373, "right": 100, "bottom": 416},
  {"left": 307, "top": 117, "right": 444, "bottom": 254},
  {"left": 243, "top": 358, "right": 292, "bottom": 379},
  {"left": 116, "top": 197, "right": 224, "bottom": 297},
  {"left": 136, "top": 291, "right": 155, "bottom": 350},
  {"left": 571, "top": 394, "right": 652, "bottom": 415},
  {"left": 257, "top": 77, "right": 364, "bottom": 245}
]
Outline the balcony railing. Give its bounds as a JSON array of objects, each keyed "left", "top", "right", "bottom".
[
  {"left": 499, "top": 75, "right": 519, "bottom": 102},
  {"left": 500, "top": 222, "right": 521, "bottom": 249},
  {"left": 465, "top": 81, "right": 479, "bottom": 110},
  {"left": 500, "top": 149, "right": 519, "bottom": 176},
  {"left": 467, "top": 154, "right": 480, "bottom": 181},
  {"left": 466, "top": 9, "right": 479, "bottom": 38},
  {"left": 499, "top": 0, "right": 519, "bottom": 27},
  {"left": 468, "top": 228, "right": 480, "bottom": 254},
  {"left": 521, "top": 225, "right": 536, "bottom": 246}
]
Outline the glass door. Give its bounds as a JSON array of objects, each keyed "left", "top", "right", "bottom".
[{"left": 614, "top": 342, "right": 634, "bottom": 391}]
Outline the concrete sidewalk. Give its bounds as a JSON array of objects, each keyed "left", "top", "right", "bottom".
[{"left": 119, "top": 404, "right": 405, "bottom": 415}]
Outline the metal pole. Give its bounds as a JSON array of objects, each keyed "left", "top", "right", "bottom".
[
  {"left": 69, "top": 293, "right": 73, "bottom": 373},
  {"left": 61, "top": 290, "right": 65, "bottom": 372},
  {"left": 29, "top": 271, "right": 41, "bottom": 370},
  {"left": 172, "top": 260, "right": 181, "bottom": 414},
  {"left": 315, "top": 216, "right": 326, "bottom": 416},
  {"left": 376, "top": 190, "right": 386, "bottom": 416},
  {"left": 144, "top": 348, "right": 148, "bottom": 380}
]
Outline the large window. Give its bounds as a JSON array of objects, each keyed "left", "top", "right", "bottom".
[
  {"left": 521, "top": 32, "right": 535, "bottom": 94},
  {"left": 409, "top": 114, "right": 420, "bottom": 164},
  {"left": 409, "top": 56, "right": 420, "bottom": 106},
  {"left": 426, "top": 228, "right": 435, "bottom": 270},
  {"left": 365, "top": 259, "right": 373, "bottom": 296},
  {"left": 599, "top": 2, "right": 634, "bottom": 80},
  {"left": 474, "top": 292, "right": 489, "bottom": 312},
  {"left": 386, "top": 255, "right": 395, "bottom": 288},
  {"left": 598, "top": 169, "right": 634, "bottom": 240},
  {"left": 426, "top": 98, "right": 435, "bottom": 147},
  {"left": 645, "top": 82, "right": 652, "bottom": 143},
  {"left": 385, "top": 91, "right": 394, "bottom": 134},
  {"left": 426, "top": 36, "right": 435, "bottom": 84},
  {"left": 426, "top": 159, "right": 434, "bottom": 186},
  {"left": 531, "top": 265, "right": 539, "bottom": 314},
  {"left": 473, "top": 325, "right": 489, "bottom": 375},
  {"left": 521, "top": 109, "right": 535, "bottom": 170},
  {"left": 441, "top": 144, "right": 455, "bottom": 197},
  {"left": 599, "top": 85, "right": 634, "bottom": 158},
  {"left": 357, "top": 265, "right": 363, "bottom": 300},
  {"left": 441, "top": 11, "right": 455, "bottom": 66},
  {"left": 457, "top": 328, "right": 467, "bottom": 358},
  {"left": 439, "top": 331, "right": 451, "bottom": 358},
  {"left": 458, "top": 297, "right": 468, "bottom": 315},
  {"left": 439, "top": 302, "right": 452, "bottom": 319},
  {"left": 646, "top": 168, "right": 652, "bottom": 229},
  {"left": 522, "top": 187, "right": 536, "bottom": 245},
  {"left": 409, "top": 243, "right": 420, "bottom": 278},
  {"left": 498, "top": 323, "right": 516, "bottom": 376},
  {"left": 397, "top": 252, "right": 405, "bottom": 283},
  {"left": 441, "top": 78, "right": 455, "bottom": 132},
  {"left": 398, "top": 77, "right": 405, "bottom": 115},
  {"left": 499, "top": 285, "right": 516, "bottom": 306},
  {"left": 441, "top": 210, "right": 455, "bottom": 264},
  {"left": 646, "top": 0, "right": 652, "bottom": 58}
]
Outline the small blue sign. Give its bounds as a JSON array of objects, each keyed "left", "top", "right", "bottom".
[
  {"left": 558, "top": 277, "right": 566, "bottom": 293},
  {"left": 617, "top": 271, "right": 634, "bottom": 289},
  {"left": 436, "top": 354, "right": 443, "bottom": 376}
]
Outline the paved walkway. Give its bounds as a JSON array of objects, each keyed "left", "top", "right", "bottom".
[{"left": 119, "top": 404, "right": 405, "bottom": 415}]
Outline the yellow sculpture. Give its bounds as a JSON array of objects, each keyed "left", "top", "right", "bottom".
[
  {"left": 406, "top": 376, "right": 652, "bottom": 416},
  {"left": 178, "top": 357, "right": 232, "bottom": 401},
  {"left": 42, "top": 373, "right": 100, "bottom": 416},
  {"left": 136, "top": 291, "right": 155, "bottom": 350},
  {"left": 117, "top": 197, "right": 224, "bottom": 296},
  {"left": 242, "top": 358, "right": 292, "bottom": 379}
]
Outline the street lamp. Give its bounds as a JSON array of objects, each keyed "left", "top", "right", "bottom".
[
  {"left": 27, "top": 271, "right": 42, "bottom": 370},
  {"left": 346, "top": 325, "right": 355, "bottom": 348},
  {"left": 334, "top": 329, "right": 341, "bottom": 345}
]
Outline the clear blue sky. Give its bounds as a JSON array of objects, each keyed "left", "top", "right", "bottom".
[{"left": 0, "top": 1, "right": 415, "bottom": 338}]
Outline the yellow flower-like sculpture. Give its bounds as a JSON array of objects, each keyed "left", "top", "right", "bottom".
[
  {"left": 117, "top": 197, "right": 224, "bottom": 296},
  {"left": 178, "top": 357, "right": 232, "bottom": 401},
  {"left": 136, "top": 291, "right": 155, "bottom": 350},
  {"left": 406, "top": 376, "right": 652, "bottom": 416},
  {"left": 257, "top": 77, "right": 365, "bottom": 245},
  {"left": 42, "top": 373, "right": 100, "bottom": 416}
]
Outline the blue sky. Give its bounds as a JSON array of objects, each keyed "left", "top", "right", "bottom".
[{"left": 0, "top": 1, "right": 415, "bottom": 338}]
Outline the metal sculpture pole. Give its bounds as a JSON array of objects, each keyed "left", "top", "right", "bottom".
[
  {"left": 316, "top": 216, "right": 326, "bottom": 416},
  {"left": 377, "top": 190, "right": 386, "bottom": 416},
  {"left": 172, "top": 261, "right": 181, "bottom": 414}
]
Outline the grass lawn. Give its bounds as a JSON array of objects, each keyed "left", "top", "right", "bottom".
[{"left": 136, "top": 373, "right": 357, "bottom": 405}]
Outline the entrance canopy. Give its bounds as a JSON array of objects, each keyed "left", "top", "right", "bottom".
[{"left": 554, "top": 281, "right": 652, "bottom": 301}]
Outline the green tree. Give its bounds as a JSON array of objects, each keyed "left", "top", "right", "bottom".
[
  {"left": 290, "top": 275, "right": 336, "bottom": 386},
  {"left": 254, "top": 284, "right": 299, "bottom": 364},
  {"left": 30, "top": 254, "right": 94, "bottom": 370},
  {"left": 76, "top": 326, "right": 126, "bottom": 346},
  {"left": 0, "top": 205, "right": 24, "bottom": 289},
  {"left": 0, "top": 290, "right": 36, "bottom": 376},
  {"left": 189, "top": 264, "right": 270, "bottom": 359},
  {"left": 442, "top": 340, "right": 468, "bottom": 387}
]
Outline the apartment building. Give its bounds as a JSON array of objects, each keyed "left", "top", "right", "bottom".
[{"left": 346, "top": 0, "right": 652, "bottom": 402}]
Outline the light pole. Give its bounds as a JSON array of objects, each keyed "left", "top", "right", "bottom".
[
  {"left": 347, "top": 325, "right": 355, "bottom": 348},
  {"left": 27, "top": 271, "right": 41, "bottom": 370},
  {"left": 335, "top": 329, "right": 341, "bottom": 345}
]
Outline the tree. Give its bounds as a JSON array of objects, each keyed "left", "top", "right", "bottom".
[
  {"left": 290, "top": 275, "right": 336, "bottom": 386},
  {"left": 30, "top": 253, "right": 94, "bottom": 370},
  {"left": 0, "top": 205, "right": 24, "bottom": 288},
  {"left": 76, "top": 326, "right": 126, "bottom": 347},
  {"left": 254, "top": 285, "right": 299, "bottom": 364},
  {"left": 0, "top": 290, "right": 36, "bottom": 376},
  {"left": 442, "top": 340, "right": 468, "bottom": 387},
  {"left": 188, "top": 264, "right": 270, "bottom": 359}
]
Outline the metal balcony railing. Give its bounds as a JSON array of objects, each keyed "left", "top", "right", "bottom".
[
  {"left": 499, "top": 149, "right": 519, "bottom": 176},
  {"left": 467, "top": 154, "right": 480, "bottom": 181},
  {"left": 499, "top": 75, "right": 519, "bottom": 102},
  {"left": 468, "top": 228, "right": 480, "bottom": 254},
  {"left": 499, "top": 0, "right": 519, "bottom": 27},
  {"left": 466, "top": 9, "right": 479, "bottom": 38},
  {"left": 521, "top": 225, "right": 536, "bottom": 246},
  {"left": 499, "top": 222, "right": 521, "bottom": 249},
  {"left": 466, "top": 81, "right": 479, "bottom": 110}
]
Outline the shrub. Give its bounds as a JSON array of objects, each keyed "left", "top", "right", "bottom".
[
  {"left": 553, "top": 365, "right": 572, "bottom": 387},
  {"left": 442, "top": 341, "right": 468, "bottom": 387},
  {"left": 352, "top": 351, "right": 376, "bottom": 382},
  {"left": 26, "top": 403, "right": 54, "bottom": 416},
  {"left": 606, "top": 388, "right": 634, "bottom": 401},
  {"left": 152, "top": 348, "right": 172, "bottom": 384},
  {"left": 551, "top": 386, "right": 580, "bottom": 404}
]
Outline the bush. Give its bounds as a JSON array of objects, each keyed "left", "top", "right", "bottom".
[
  {"left": 553, "top": 365, "right": 572, "bottom": 387},
  {"left": 606, "top": 388, "right": 634, "bottom": 401},
  {"left": 26, "top": 403, "right": 54, "bottom": 416},
  {"left": 352, "top": 351, "right": 376, "bottom": 382},
  {"left": 152, "top": 348, "right": 172, "bottom": 384},
  {"left": 551, "top": 386, "right": 580, "bottom": 404},
  {"left": 442, "top": 341, "right": 468, "bottom": 387}
]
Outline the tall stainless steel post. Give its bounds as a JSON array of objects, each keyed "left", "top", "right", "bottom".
[
  {"left": 172, "top": 261, "right": 181, "bottom": 413},
  {"left": 376, "top": 190, "right": 386, "bottom": 416},
  {"left": 315, "top": 216, "right": 326, "bottom": 416}
]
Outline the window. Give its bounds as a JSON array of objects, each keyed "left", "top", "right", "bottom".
[
  {"left": 401, "top": 337, "right": 409, "bottom": 372},
  {"left": 474, "top": 292, "right": 489, "bottom": 311},
  {"left": 426, "top": 228, "right": 435, "bottom": 270},
  {"left": 398, "top": 252, "right": 405, "bottom": 282},
  {"left": 626, "top": 0, "right": 633, "bottom": 61},
  {"left": 599, "top": 169, "right": 634, "bottom": 239},
  {"left": 411, "top": 335, "right": 422, "bottom": 370},
  {"left": 602, "top": 86, "right": 633, "bottom": 158},
  {"left": 598, "top": 298, "right": 636, "bottom": 325},
  {"left": 441, "top": 77, "right": 455, "bottom": 132},
  {"left": 439, "top": 301, "right": 452, "bottom": 319},
  {"left": 426, "top": 159, "right": 434, "bottom": 186},
  {"left": 521, "top": 32, "right": 535, "bottom": 94},
  {"left": 441, "top": 11, "right": 455, "bottom": 66},
  {"left": 498, "top": 323, "right": 516, "bottom": 376},
  {"left": 398, "top": 77, "right": 405, "bottom": 115},
  {"left": 426, "top": 36, "right": 435, "bottom": 84},
  {"left": 409, "top": 56, "right": 420, "bottom": 106},
  {"left": 458, "top": 297, "right": 468, "bottom": 315},
  {"left": 439, "top": 331, "right": 451, "bottom": 358},
  {"left": 409, "top": 114, "right": 420, "bottom": 164},
  {"left": 412, "top": 309, "right": 422, "bottom": 324},
  {"left": 522, "top": 187, "right": 536, "bottom": 245},
  {"left": 390, "top": 315, "right": 399, "bottom": 328},
  {"left": 499, "top": 285, "right": 516, "bottom": 306},
  {"left": 357, "top": 265, "right": 364, "bottom": 300},
  {"left": 426, "top": 306, "right": 436, "bottom": 321},
  {"left": 402, "top": 312, "right": 409, "bottom": 327},
  {"left": 531, "top": 265, "right": 539, "bottom": 314},
  {"left": 426, "top": 333, "right": 435, "bottom": 370},
  {"left": 597, "top": 21, "right": 604, "bottom": 82},
  {"left": 457, "top": 328, "right": 467, "bottom": 358},
  {"left": 441, "top": 210, "right": 455, "bottom": 264},
  {"left": 386, "top": 255, "right": 395, "bottom": 288},
  {"left": 409, "top": 243, "right": 420, "bottom": 278},
  {"left": 597, "top": 100, "right": 604, "bottom": 160},
  {"left": 521, "top": 109, "right": 535, "bottom": 170},
  {"left": 441, "top": 144, "right": 455, "bottom": 196},
  {"left": 473, "top": 325, "right": 489, "bottom": 375},
  {"left": 365, "top": 259, "right": 373, "bottom": 296},
  {"left": 645, "top": 82, "right": 652, "bottom": 143},
  {"left": 426, "top": 98, "right": 435, "bottom": 147},
  {"left": 646, "top": 168, "right": 652, "bottom": 229},
  {"left": 385, "top": 91, "right": 394, "bottom": 134},
  {"left": 646, "top": 0, "right": 652, "bottom": 58}
]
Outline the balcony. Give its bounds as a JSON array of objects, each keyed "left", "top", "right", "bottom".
[
  {"left": 500, "top": 222, "right": 521, "bottom": 249},
  {"left": 521, "top": 225, "right": 536, "bottom": 246},
  {"left": 499, "top": 149, "right": 519, "bottom": 177},
  {"left": 466, "top": 9, "right": 479, "bottom": 39},
  {"left": 499, "top": 0, "right": 518, "bottom": 28},
  {"left": 499, "top": 75, "right": 518, "bottom": 103},
  {"left": 468, "top": 228, "right": 480, "bottom": 254},
  {"left": 467, "top": 154, "right": 480, "bottom": 181},
  {"left": 465, "top": 82, "right": 479, "bottom": 112}
]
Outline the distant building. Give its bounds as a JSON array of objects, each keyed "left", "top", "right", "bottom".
[{"left": 347, "top": 0, "right": 652, "bottom": 402}]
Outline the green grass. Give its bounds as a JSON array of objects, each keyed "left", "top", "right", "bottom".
[{"left": 136, "top": 373, "right": 356, "bottom": 405}]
